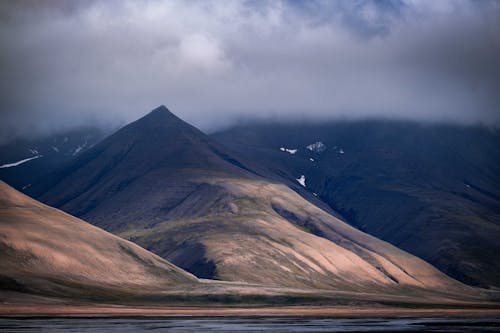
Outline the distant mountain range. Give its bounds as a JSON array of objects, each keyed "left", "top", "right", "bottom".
[
  {"left": 23, "top": 106, "right": 465, "bottom": 293},
  {"left": 0, "top": 106, "right": 499, "bottom": 305},
  {"left": 212, "top": 121, "right": 500, "bottom": 289}
]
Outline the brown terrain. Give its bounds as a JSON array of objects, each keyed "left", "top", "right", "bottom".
[
  {"left": 2, "top": 303, "right": 500, "bottom": 317},
  {"left": 0, "top": 108, "right": 498, "bottom": 316},
  {"left": 120, "top": 177, "right": 478, "bottom": 292},
  {"left": 0, "top": 180, "right": 197, "bottom": 299},
  {"left": 1, "top": 179, "right": 499, "bottom": 316}
]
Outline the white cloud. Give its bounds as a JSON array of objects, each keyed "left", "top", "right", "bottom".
[{"left": 178, "top": 33, "right": 229, "bottom": 72}]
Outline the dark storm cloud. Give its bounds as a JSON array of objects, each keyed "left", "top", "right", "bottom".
[{"left": 0, "top": 0, "right": 499, "bottom": 141}]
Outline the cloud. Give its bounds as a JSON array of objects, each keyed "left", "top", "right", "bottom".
[{"left": 0, "top": 0, "right": 499, "bottom": 141}]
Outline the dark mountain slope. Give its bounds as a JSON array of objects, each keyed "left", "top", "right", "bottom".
[
  {"left": 0, "top": 127, "right": 108, "bottom": 196},
  {"left": 35, "top": 107, "right": 475, "bottom": 295},
  {"left": 39, "top": 106, "right": 256, "bottom": 230},
  {"left": 212, "top": 121, "right": 500, "bottom": 288}
]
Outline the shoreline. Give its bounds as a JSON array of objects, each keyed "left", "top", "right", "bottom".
[{"left": 1, "top": 305, "right": 500, "bottom": 318}]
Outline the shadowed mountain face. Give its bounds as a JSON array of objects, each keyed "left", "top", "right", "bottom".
[
  {"left": 212, "top": 122, "right": 500, "bottom": 288},
  {"left": 38, "top": 106, "right": 256, "bottom": 231},
  {"left": 34, "top": 107, "right": 473, "bottom": 294},
  {"left": 0, "top": 127, "right": 109, "bottom": 197},
  {"left": 0, "top": 181, "right": 197, "bottom": 298}
]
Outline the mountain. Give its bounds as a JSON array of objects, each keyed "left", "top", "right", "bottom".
[
  {"left": 38, "top": 106, "right": 256, "bottom": 231},
  {"left": 212, "top": 121, "right": 500, "bottom": 288},
  {"left": 0, "top": 180, "right": 197, "bottom": 300},
  {"left": 0, "top": 127, "right": 109, "bottom": 196},
  {"left": 34, "top": 106, "right": 473, "bottom": 294}
]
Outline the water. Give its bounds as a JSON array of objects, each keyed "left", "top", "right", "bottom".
[{"left": 0, "top": 316, "right": 499, "bottom": 332}]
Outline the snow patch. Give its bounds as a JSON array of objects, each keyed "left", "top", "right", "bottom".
[
  {"left": 0, "top": 155, "right": 43, "bottom": 169},
  {"left": 29, "top": 148, "right": 39, "bottom": 155},
  {"left": 309, "top": 158, "right": 315, "bottom": 162},
  {"left": 306, "top": 141, "right": 326, "bottom": 152},
  {"left": 333, "top": 145, "right": 345, "bottom": 154},
  {"left": 52, "top": 146, "right": 59, "bottom": 152},
  {"left": 73, "top": 146, "right": 83, "bottom": 156},
  {"left": 72, "top": 140, "right": 88, "bottom": 156},
  {"left": 313, "top": 192, "right": 318, "bottom": 197},
  {"left": 296, "top": 175, "right": 306, "bottom": 187},
  {"left": 280, "top": 147, "right": 298, "bottom": 154}
]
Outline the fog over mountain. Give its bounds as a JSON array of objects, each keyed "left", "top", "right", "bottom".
[{"left": 1, "top": 0, "right": 499, "bottom": 141}]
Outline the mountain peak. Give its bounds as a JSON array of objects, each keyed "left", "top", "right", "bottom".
[
  {"left": 129, "top": 105, "right": 195, "bottom": 134},
  {"left": 143, "top": 105, "right": 180, "bottom": 121},
  {"left": 149, "top": 104, "right": 172, "bottom": 115}
]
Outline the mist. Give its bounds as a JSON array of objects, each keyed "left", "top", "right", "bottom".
[{"left": 1, "top": 0, "right": 499, "bottom": 142}]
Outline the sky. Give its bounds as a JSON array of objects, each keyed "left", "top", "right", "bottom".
[{"left": 0, "top": 0, "right": 499, "bottom": 141}]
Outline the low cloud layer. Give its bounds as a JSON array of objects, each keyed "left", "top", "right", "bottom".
[{"left": 1, "top": 0, "right": 499, "bottom": 140}]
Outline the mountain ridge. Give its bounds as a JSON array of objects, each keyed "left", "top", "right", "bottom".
[
  {"left": 37, "top": 106, "right": 257, "bottom": 230},
  {"left": 31, "top": 106, "right": 478, "bottom": 295},
  {"left": 212, "top": 120, "right": 500, "bottom": 288}
]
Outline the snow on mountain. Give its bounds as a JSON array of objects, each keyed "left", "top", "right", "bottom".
[
  {"left": 306, "top": 141, "right": 326, "bottom": 152},
  {"left": 296, "top": 175, "right": 306, "bottom": 187},
  {"left": 0, "top": 155, "right": 43, "bottom": 169},
  {"left": 72, "top": 146, "right": 84, "bottom": 156},
  {"left": 72, "top": 140, "right": 89, "bottom": 156},
  {"left": 280, "top": 147, "right": 298, "bottom": 154}
]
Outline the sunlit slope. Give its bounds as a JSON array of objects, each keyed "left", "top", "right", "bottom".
[
  {"left": 0, "top": 181, "right": 197, "bottom": 297},
  {"left": 120, "top": 177, "right": 471, "bottom": 294}
]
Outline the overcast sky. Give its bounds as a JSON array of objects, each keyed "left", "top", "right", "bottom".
[{"left": 0, "top": 0, "right": 499, "bottom": 141}]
